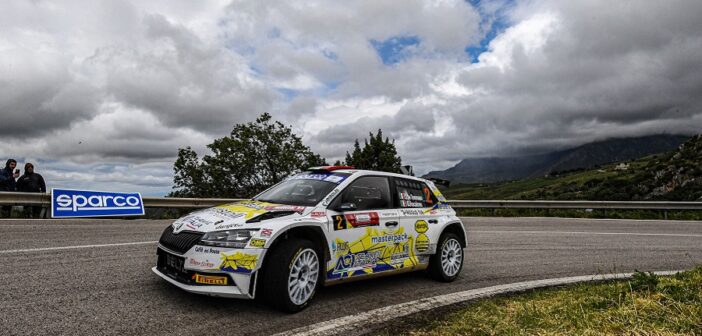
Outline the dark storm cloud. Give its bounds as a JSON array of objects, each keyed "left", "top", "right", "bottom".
[{"left": 2, "top": 0, "right": 702, "bottom": 193}]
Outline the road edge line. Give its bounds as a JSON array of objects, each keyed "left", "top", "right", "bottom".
[
  {"left": 274, "top": 270, "right": 684, "bottom": 336},
  {"left": 0, "top": 241, "right": 157, "bottom": 254}
]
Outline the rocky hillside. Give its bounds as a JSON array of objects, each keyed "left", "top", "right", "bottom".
[
  {"left": 640, "top": 134, "right": 702, "bottom": 200},
  {"left": 425, "top": 135, "right": 690, "bottom": 184}
]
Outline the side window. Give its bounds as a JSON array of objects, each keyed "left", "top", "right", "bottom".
[
  {"left": 396, "top": 179, "right": 438, "bottom": 208},
  {"left": 338, "top": 176, "right": 392, "bottom": 211}
]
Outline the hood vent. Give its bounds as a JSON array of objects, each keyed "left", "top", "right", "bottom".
[{"left": 246, "top": 211, "right": 296, "bottom": 224}]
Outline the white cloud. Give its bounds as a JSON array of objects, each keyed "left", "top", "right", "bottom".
[{"left": 1, "top": 0, "right": 701, "bottom": 195}]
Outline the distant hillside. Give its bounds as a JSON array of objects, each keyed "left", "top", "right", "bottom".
[
  {"left": 425, "top": 134, "right": 689, "bottom": 184},
  {"left": 443, "top": 134, "right": 702, "bottom": 201}
]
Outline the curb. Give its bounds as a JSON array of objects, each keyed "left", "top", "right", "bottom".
[{"left": 274, "top": 270, "right": 683, "bottom": 336}]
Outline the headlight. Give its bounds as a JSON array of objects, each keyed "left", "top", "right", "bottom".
[{"left": 200, "top": 229, "right": 259, "bottom": 248}]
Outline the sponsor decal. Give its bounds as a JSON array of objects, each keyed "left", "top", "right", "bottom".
[
  {"left": 217, "top": 201, "right": 278, "bottom": 220},
  {"left": 193, "top": 246, "right": 221, "bottom": 254},
  {"left": 188, "top": 259, "right": 216, "bottom": 269},
  {"left": 423, "top": 202, "right": 451, "bottom": 213},
  {"left": 192, "top": 273, "right": 228, "bottom": 285},
  {"left": 379, "top": 211, "right": 398, "bottom": 217},
  {"left": 371, "top": 233, "right": 409, "bottom": 245},
  {"left": 415, "top": 220, "right": 429, "bottom": 233},
  {"left": 310, "top": 211, "right": 326, "bottom": 218},
  {"left": 289, "top": 173, "right": 348, "bottom": 184},
  {"left": 220, "top": 252, "right": 259, "bottom": 273},
  {"left": 322, "top": 188, "right": 341, "bottom": 206},
  {"left": 323, "top": 175, "right": 345, "bottom": 183},
  {"left": 400, "top": 209, "right": 422, "bottom": 217},
  {"left": 415, "top": 234, "right": 430, "bottom": 252},
  {"left": 51, "top": 188, "right": 144, "bottom": 218},
  {"left": 248, "top": 238, "right": 266, "bottom": 248},
  {"left": 331, "top": 240, "right": 350, "bottom": 255},
  {"left": 263, "top": 205, "right": 306, "bottom": 213},
  {"left": 260, "top": 228, "right": 273, "bottom": 237},
  {"left": 390, "top": 245, "right": 410, "bottom": 262},
  {"left": 236, "top": 202, "right": 266, "bottom": 210},
  {"left": 208, "top": 207, "right": 247, "bottom": 220},
  {"left": 327, "top": 227, "right": 419, "bottom": 280},
  {"left": 332, "top": 251, "right": 382, "bottom": 274},
  {"left": 214, "top": 223, "right": 244, "bottom": 230},
  {"left": 333, "top": 212, "right": 380, "bottom": 231},
  {"left": 173, "top": 209, "right": 244, "bottom": 232},
  {"left": 178, "top": 214, "right": 213, "bottom": 230}
]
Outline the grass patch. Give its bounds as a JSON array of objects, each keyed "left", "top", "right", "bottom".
[{"left": 384, "top": 268, "right": 702, "bottom": 336}]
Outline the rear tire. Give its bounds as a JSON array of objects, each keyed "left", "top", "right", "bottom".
[
  {"left": 428, "top": 232, "right": 464, "bottom": 282},
  {"left": 261, "top": 239, "right": 321, "bottom": 312}
]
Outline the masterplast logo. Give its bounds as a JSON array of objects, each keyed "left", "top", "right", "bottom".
[{"left": 51, "top": 188, "right": 145, "bottom": 218}]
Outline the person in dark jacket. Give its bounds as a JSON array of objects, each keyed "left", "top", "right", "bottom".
[
  {"left": 1, "top": 159, "right": 20, "bottom": 217},
  {"left": 17, "top": 163, "right": 47, "bottom": 218}
]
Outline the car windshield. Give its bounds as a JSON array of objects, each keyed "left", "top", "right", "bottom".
[{"left": 254, "top": 172, "right": 350, "bottom": 206}]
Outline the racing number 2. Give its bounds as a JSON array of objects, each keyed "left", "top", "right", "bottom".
[
  {"left": 423, "top": 187, "right": 433, "bottom": 205},
  {"left": 334, "top": 215, "right": 346, "bottom": 231}
]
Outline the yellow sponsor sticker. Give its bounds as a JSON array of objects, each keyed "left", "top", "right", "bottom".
[
  {"left": 415, "top": 220, "right": 429, "bottom": 233},
  {"left": 192, "top": 273, "right": 229, "bottom": 285},
  {"left": 416, "top": 234, "right": 430, "bottom": 252},
  {"left": 249, "top": 238, "right": 266, "bottom": 248}
]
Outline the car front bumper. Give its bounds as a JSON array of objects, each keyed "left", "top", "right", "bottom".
[{"left": 151, "top": 266, "right": 252, "bottom": 299}]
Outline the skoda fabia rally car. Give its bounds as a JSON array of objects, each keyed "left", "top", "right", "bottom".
[{"left": 153, "top": 166, "right": 466, "bottom": 312}]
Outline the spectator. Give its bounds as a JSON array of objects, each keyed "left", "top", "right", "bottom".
[
  {"left": 1, "top": 159, "right": 19, "bottom": 217},
  {"left": 17, "top": 163, "right": 47, "bottom": 218}
]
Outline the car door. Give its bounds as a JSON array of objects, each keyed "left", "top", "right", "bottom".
[
  {"left": 395, "top": 178, "right": 441, "bottom": 260},
  {"left": 325, "top": 176, "right": 400, "bottom": 281}
]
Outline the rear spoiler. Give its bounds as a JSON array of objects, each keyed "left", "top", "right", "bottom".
[{"left": 427, "top": 177, "right": 450, "bottom": 188}]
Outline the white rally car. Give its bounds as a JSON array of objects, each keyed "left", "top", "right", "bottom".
[{"left": 153, "top": 166, "right": 466, "bottom": 312}]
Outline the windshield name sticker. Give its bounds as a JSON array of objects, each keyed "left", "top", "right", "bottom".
[
  {"left": 288, "top": 173, "right": 348, "bottom": 184},
  {"left": 263, "top": 205, "right": 306, "bottom": 213}
]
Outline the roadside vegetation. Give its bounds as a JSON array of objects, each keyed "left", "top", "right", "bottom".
[
  {"left": 440, "top": 135, "right": 702, "bottom": 220},
  {"left": 170, "top": 113, "right": 402, "bottom": 198},
  {"left": 388, "top": 268, "right": 702, "bottom": 336}
]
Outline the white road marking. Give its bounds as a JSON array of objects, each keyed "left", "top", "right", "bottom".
[
  {"left": 0, "top": 241, "right": 157, "bottom": 254},
  {"left": 459, "top": 216, "right": 702, "bottom": 223},
  {"left": 471, "top": 230, "right": 702, "bottom": 237},
  {"left": 276, "top": 270, "right": 683, "bottom": 336}
]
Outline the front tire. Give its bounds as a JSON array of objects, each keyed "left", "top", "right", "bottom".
[
  {"left": 261, "top": 239, "right": 320, "bottom": 312},
  {"left": 428, "top": 232, "right": 464, "bottom": 282}
]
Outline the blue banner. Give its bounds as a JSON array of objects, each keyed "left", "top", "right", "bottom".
[{"left": 51, "top": 188, "right": 145, "bottom": 218}]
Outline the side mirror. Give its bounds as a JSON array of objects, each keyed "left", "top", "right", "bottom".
[{"left": 339, "top": 202, "right": 357, "bottom": 212}]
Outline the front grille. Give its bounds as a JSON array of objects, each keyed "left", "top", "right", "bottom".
[
  {"left": 156, "top": 248, "right": 234, "bottom": 286},
  {"left": 158, "top": 225, "right": 204, "bottom": 254}
]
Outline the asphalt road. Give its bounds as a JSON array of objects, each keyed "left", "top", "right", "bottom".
[{"left": 1, "top": 217, "right": 700, "bottom": 335}]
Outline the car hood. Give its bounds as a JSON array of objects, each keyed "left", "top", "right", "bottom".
[{"left": 172, "top": 200, "right": 307, "bottom": 233}]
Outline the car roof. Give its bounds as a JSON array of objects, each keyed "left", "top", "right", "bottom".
[{"left": 326, "top": 169, "right": 430, "bottom": 183}]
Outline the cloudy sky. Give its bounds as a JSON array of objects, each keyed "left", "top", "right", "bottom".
[{"left": 1, "top": 0, "right": 701, "bottom": 196}]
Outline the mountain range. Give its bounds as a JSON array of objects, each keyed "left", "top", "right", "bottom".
[{"left": 424, "top": 134, "right": 690, "bottom": 184}]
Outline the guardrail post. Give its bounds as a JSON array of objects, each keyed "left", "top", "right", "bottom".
[{"left": 664, "top": 210, "right": 668, "bottom": 220}]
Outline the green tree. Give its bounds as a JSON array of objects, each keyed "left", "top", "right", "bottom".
[
  {"left": 170, "top": 113, "right": 326, "bottom": 198},
  {"left": 343, "top": 129, "right": 402, "bottom": 173}
]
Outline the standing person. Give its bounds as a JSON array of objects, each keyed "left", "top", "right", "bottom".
[
  {"left": 0, "top": 159, "right": 20, "bottom": 217},
  {"left": 17, "top": 163, "right": 47, "bottom": 218}
]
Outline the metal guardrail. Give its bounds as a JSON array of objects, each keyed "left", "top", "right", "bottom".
[
  {"left": 0, "top": 192, "right": 243, "bottom": 209},
  {"left": 1, "top": 192, "right": 701, "bottom": 210},
  {"left": 447, "top": 200, "right": 702, "bottom": 210}
]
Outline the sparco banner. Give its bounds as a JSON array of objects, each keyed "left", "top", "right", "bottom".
[{"left": 51, "top": 188, "right": 145, "bottom": 218}]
